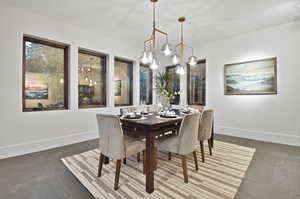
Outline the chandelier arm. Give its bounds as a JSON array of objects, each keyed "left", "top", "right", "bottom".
[
  {"left": 152, "top": 1, "right": 156, "bottom": 49},
  {"left": 175, "top": 43, "right": 183, "bottom": 48},
  {"left": 182, "top": 43, "right": 195, "bottom": 56},
  {"left": 154, "top": 28, "right": 168, "bottom": 36}
]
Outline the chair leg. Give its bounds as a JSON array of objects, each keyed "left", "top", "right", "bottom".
[
  {"left": 181, "top": 155, "right": 188, "bottom": 183},
  {"left": 200, "top": 141, "right": 205, "bottom": 163},
  {"left": 97, "top": 153, "right": 104, "bottom": 177},
  {"left": 208, "top": 140, "right": 213, "bottom": 156},
  {"left": 168, "top": 152, "right": 172, "bottom": 161},
  {"left": 123, "top": 158, "right": 126, "bottom": 164},
  {"left": 137, "top": 152, "right": 141, "bottom": 162},
  {"left": 193, "top": 151, "right": 199, "bottom": 171},
  {"left": 114, "top": 159, "right": 122, "bottom": 190}
]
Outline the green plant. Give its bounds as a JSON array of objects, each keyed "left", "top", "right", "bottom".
[{"left": 155, "top": 71, "right": 181, "bottom": 101}]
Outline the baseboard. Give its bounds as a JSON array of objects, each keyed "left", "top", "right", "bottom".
[
  {"left": 215, "top": 125, "right": 300, "bottom": 146},
  {"left": 0, "top": 131, "right": 98, "bottom": 160}
]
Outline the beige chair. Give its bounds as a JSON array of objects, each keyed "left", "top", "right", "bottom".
[
  {"left": 157, "top": 112, "right": 201, "bottom": 183},
  {"left": 189, "top": 105, "right": 204, "bottom": 113},
  {"left": 198, "top": 109, "right": 214, "bottom": 163},
  {"left": 96, "top": 114, "right": 145, "bottom": 190}
]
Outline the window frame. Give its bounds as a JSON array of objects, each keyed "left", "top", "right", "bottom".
[
  {"left": 187, "top": 59, "right": 206, "bottom": 106},
  {"left": 166, "top": 65, "right": 180, "bottom": 105},
  {"left": 22, "top": 36, "right": 69, "bottom": 112},
  {"left": 139, "top": 64, "right": 153, "bottom": 105},
  {"left": 114, "top": 58, "right": 133, "bottom": 107},
  {"left": 78, "top": 48, "right": 107, "bottom": 109}
]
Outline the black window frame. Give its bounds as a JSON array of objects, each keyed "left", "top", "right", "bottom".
[
  {"left": 114, "top": 58, "right": 133, "bottom": 107},
  {"left": 166, "top": 65, "right": 180, "bottom": 105},
  {"left": 139, "top": 64, "right": 153, "bottom": 105},
  {"left": 187, "top": 59, "right": 206, "bottom": 106},
  {"left": 22, "top": 36, "right": 69, "bottom": 112},
  {"left": 78, "top": 48, "right": 107, "bottom": 109}
]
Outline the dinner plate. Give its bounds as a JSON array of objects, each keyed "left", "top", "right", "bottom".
[
  {"left": 123, "top": 115, "right": 142, "bottom": 119},
  {"left": 159, "top": 114, "right": 177, "bottom": 118}
]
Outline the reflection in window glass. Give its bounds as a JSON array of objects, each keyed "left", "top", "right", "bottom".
[
  {"left": 140, "top": 64, "right": 153, "bottom": 105},
  {"left": 114, "top": 59, "right": 133, "bottom": 106},
  {"left": 23, "top": 37, "right": 68, "bottom": 111},
  {"left": 188, "top": 61, "right": 206, "bottom": 105},
  {"left": 166, "top": 66, "right": 180, "bottom": 105},
  {"left": 78, "top": 50, "right": 106, "bottom": 108}
]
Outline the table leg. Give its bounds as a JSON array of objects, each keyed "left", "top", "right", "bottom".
[{"left": 145, "top": 134, "right": 155, "bottom": 193}]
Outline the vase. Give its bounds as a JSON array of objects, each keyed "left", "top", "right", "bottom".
[{"left": 162, "top": 99, "right": 171, "bottom": 110}]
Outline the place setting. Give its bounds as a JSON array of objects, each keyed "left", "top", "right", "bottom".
[
  {"left": 157, "top": 110, "right": 182, "bottom": 119},
  {"left": 120, "top": 112, "right": 147, "bottom": 120}
]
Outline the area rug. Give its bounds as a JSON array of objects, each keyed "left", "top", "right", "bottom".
[{"left": 61, "top": 141, "right": 255, "bottom": 199}]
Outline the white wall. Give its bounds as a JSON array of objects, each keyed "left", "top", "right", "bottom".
[
  {"left": 1, "top": 4, "right": 299, "bottom": 160},
  {"left": 0, "top": 4, "right": 142, "bottom": 159},
  {"left": 197, "top": 21, "right": 300, "bottom": 146}
]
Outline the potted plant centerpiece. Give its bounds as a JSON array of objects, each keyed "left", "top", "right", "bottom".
[{"left": 155, "top": 71, "right": 181, "bottom": 110}]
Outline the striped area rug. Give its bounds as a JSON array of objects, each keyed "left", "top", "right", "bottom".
[{"left": 61, "top": 141, "right": 255, "bottom": 199}]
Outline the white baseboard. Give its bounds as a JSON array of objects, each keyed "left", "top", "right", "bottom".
[
  {"left": 0, "top": 131, "right": 98, "bottom": 160},
  {"left": 215, "top": 125, "right": 300, "bottom": 147},
  {"left": 1, "top": 126, "right": 299, "bottom": 160}
]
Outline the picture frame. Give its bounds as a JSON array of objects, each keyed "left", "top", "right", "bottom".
[{"left": 224, "top": 57, "right": 277, "bottom": 95}]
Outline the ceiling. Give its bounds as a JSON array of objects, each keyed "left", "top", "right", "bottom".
[{"left": 1, "top": 0, "right": 300, "bottom": 50}]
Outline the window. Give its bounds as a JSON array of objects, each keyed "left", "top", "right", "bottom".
[
  {"left": 23, "top": 36, "right": 69, "bottom": 112},
  {"left": 114, "top": 58, "right": 133, "bottom": 106},
  {"left": 166, "top": 65, "right": 180, "bottom": 105},
  {"left": 187, "top": 60, "right": 206, "bottom": 105},
  {"left": 78, "top": 49, "right": 106, "bottom": 108},
  {"left": 140, "top": 64, "right": 153, "bottom": 105}
]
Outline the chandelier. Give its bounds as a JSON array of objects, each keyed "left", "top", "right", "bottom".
[
  {"left": 172, "top": 17, "right": 198, "bottom": 75},
  {"left": 139, "top": 0, "right": 172, "bottom": 70}
]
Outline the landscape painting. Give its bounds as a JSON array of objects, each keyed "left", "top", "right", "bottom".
[
  {"left": 224, "top": 58, "right": 277, "bottom": 95},
  {"left": 25, "top": 83, "right": 49, "bottom": 99}
]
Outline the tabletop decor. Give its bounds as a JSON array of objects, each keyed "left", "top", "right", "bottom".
[
  {"left": 155, "top": 71, "right": 181, "bottom": 109},
  {"left": 224, "top": 57, "right": 277, "bottom": 95}
]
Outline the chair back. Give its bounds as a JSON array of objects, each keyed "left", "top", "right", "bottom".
[
  {"left": 96, "top": 114, "right": 125, "bottom": 159},
  {"left": 189, "top": 105, "right": 204, "bottom": 114},
  {"left": 198, "top": 110, "right": 214, "bottom": 141},
  {"left": 177, "top": 112, "right": 201, "bottom": 155}
]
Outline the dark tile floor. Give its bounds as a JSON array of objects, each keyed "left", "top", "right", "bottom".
[{"left": 0, "top": 135, "right": 299, "bottom": 199}]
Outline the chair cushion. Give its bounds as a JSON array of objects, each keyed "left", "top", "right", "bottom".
[
  {"left": 124, "top": 136, "right": 145, "bottom": 158},
  {"left": 157, "top": 135, "right": 179, "bottom": 154}
]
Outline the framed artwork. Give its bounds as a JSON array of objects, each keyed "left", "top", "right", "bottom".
[
  {"left": 25, "top": 83, "right": 48, "bottom": 99},
  {"left": 224, "top": 57, "right": 277, "bottom": 95},
  {"left": 114, "top": 80, "right": 122, "bottom": 96}
]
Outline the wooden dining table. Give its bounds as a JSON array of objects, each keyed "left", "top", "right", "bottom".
[
  {"left": 101, "top": 112, "right": 215, "bottom": 194},
  {"left": 120, "top": 114, "right": 183, "bottom": 193}
]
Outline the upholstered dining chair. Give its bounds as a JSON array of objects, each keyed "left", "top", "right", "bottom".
[
  {"left": 198, "top": 109, "right": 214, "bottom": 163},
  {"left": 189, "top": 105, "right": 204, "bottom": 114},
  {"left": 96, "top": 114, "right": 145, "bottom": 190},
  {"left": 157, "top": 112, "right": 201, "bottom": 183}
]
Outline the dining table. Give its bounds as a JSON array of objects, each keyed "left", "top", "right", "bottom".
[
  {"left": 120, "top": 114, "right": 183, "bottom": 193},
  {"left": 102, "top": 111, "right": 215, "bottom": 194}
]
